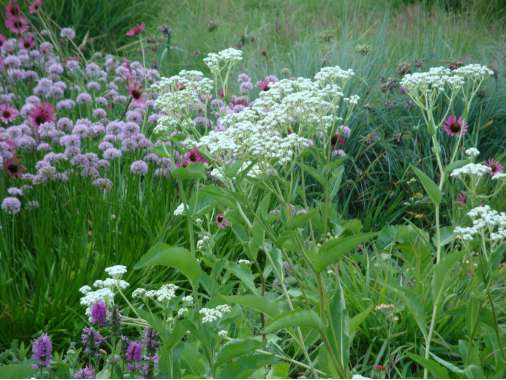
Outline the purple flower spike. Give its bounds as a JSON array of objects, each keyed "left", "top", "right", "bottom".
[
  {"left": 74, "top": 366, "right": 95, "bottom": 379},
  {"left": 32, "top": 334, "right": 52, "bottom": 369},
  {"left": 90, "top": 301, "right": 107, "bottom": 326},
  {"left": 126, "top": 341, "right": 143, "bottom": 372}
]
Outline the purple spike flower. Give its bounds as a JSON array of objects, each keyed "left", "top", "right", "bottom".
[
  {"left": 32, "top": 334, "right": 52, "bottom": 369},
  {"left": 90, "top": 301, "right": 107, "bottom": 326},
  {"left": 126, "top": 341, "right": 143, "bottom": 372},
  {"left": 73, "top": 366, "right": 95, "bottom": 379}
]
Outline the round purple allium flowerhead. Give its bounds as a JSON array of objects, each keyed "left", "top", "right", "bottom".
[
  {"left": 130, "top": 160, "right": 148, "bottom": 175},
  {"left": 92, "top": 178, "right": 113, "bottom": 191},
  {"left": 90, "top": 301, "right": 107, "bottom": 326},
  {"left": 76, "top": 92, "right": 92, "bottom": 104},
  {"left": 32, "top": 334, "right": 52, "bottom": 369},
  {"left": 60, "top": 27, "right": 76, "bottom": 40},
  {"left": 103, "top": 147, "right": 122, "bottom": 160},
  {"left": 442, "top": 115, "right": 468, "bottom": 137},
  {"left": 2, "top": 196, "right": 21, "bottom": 215}
]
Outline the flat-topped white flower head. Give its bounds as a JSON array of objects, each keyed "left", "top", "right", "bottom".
[
  {"left": 465, "top": 147, "right": 480, "bottom": 158},
  {"left": 104, "top": 265, "right": 127, "bottom": 278}
]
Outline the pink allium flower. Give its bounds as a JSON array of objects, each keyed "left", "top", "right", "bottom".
[
  {"left": 215, "top": 213, "right": 230, "bottom": 229},
  {"left": 29, "top": 0, "right": 43, "bottom": 14},
  {"left": 443, "top": 115, "right": 468, "bottom": 137},
  {"left": 0, "top": 103, "right": 18, "bottom": 124},
  {"left": 126, "top": 23, "right": 145, "bottom": 37},
  {"left": 5, "top": 1, "right": 22, "bottom": 18},
  {"left": 29, "top": 102, "right": 55, "bottom": 129},
  {"left": 485, "top": 159, "right": 504, "bottom": 177},
  {"left": 456, "top": 192, "right": 467, "bottom": 206},
  {"left": 5, "top": 16, "right": 29, "bottom": 34}
]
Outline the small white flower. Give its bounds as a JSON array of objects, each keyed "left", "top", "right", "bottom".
[
  {"left": 182, "top": 295, "right": 194, "bottom": 306},
  {"left": 238, "top": 259, "right": 251, "bottom": 265},
  {"left": 465, "top": 147, "right": 480, "bottom": 157},
  {"left": 218, "top": 330, "right": 228, "bottom": 338},
  {"left": 173, "top": 203, "right": 186, "bottom": 216},
  {"left": 104, "top": 265, "right": 127, "bottom": 278},
  {"left": 79, "top": 285, "right": 92, "bottom": 295},
  {"left": 132, "top": 288, "right": 146, "bottom": 298}
]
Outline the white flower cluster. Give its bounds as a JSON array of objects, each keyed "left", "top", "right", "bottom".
[
  {"left": 465, "top": 147, "right": 480, "bottom": 158},
  {"left": 450, "top": 163, "right": 491, "bottom": 178},
  {"left": 79, "top": 265, "right": 129, "bottom": 315},
  {"left": 153, "top": 70, "right": 213, "bottom": 135},
  {"left": 455, "top": 205, "right": 506, "bottom": 242},
  {"left": 173, "top": 203, "right": 186, "bottom": 216},
  {"left": 132, "top": 283, "right": 179, "bottom": 302},
  {"left": 400, "top": 64, "right": 493, "bottom": 98},
  {"left": 197, "top": 66, "right": 357, "bottom": 167},
  {"left": 203, "top": 48, "right": 243, "bottom": 74},
  {"left": 199, "top": 304, "right": 232, "bottom": 323}
]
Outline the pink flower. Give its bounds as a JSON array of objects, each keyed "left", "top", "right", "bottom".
[
  {"left": 19, "top": 33, "right": 35, "bottom": 49},
  {"left": 177, "top": 147, "right": 208, "bottom": 168},
  {"left": 4, "top": 156, "right": 26, "bottom": 178},
  {"left": 484, "top": 159, "right": 504, "bottom": 177},
  {"left": 5, "top": 1, "right": 22, "bottom": 18},
  {"left": 456, "top": 192, "right": 467, "bottom": 206},
  {"left": 128, "top": 82, "right": 145, "bottom": 106},
  {"left": 215, "top": 213, "right": 230, "bottom": 229},
  {"left": 29, "top": 0, "right": 43, "bottom": 14},
  {"left": 5, "top": 15, "right": 29, "bottom": 34},
  {"left": 0, "top": 104, "right": 18, "bottom": 124},
  {"left": 256, "top": 75, "right": 278, "bottom": 91},
  {"left": 29, "top": 102, "right": 55, "bottom": 129},
  {"left": 0, "top": 34, "right": 6, "bottom": 48},
  {"left": 126, "top": 23, "right": 145, "bottom": 37},
  {"left": 443, "top": 115, "right": 468, "bottom": 137}
]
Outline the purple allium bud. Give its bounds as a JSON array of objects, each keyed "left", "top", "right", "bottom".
[
  {"left": 31, "top": 334, "right": 52, "bottom": 369},
  {"left": 73, "top": 366, "right": 94, "bottom": 379},
  {"left": 2, "top": 196, "right": 21, "bottom": 215},
  {"left": 126, "top": 341, "right": 143, "bottom": 372},
  {"left": 130, "top": 160, "right": 148, "bottom": 175},
  {"left": 90, "top": 301, "right": 107, "bottom": 326},
  {"left": 239, "top": 81, "right": 253, "bottom": 94},
  {"left": 237, "top": 73, "right": 251, "bottom": 83}
]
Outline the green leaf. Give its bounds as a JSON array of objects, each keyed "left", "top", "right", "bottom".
[
  {"left": 270, "top": 362, "right": 290, "bottom": 378},
  {"left": 95, "top": 368, "right": 111, "bottom": 379},
  {"left": 134, "top": 243, "right": 202, "bottom": 287},
  {"left": 220, "top": 294, "right": 281, "bottom": 318},
  {"left": 216, "top": 353, "right": 275, "bottom": 378},
  {"left": 407, "top": 353, "right": 449, "bottom": 378},
  {"left": 388, "top": 285, "right": 427, "bottom": 338},
  {"left": 329, "top": 165, "right": 345, "bottom": 198},
  {"left": 350, "top": 305, "right": 373, "bottom": 337},
  {"left": 310, "top": 233, "right": 376, "bottom": 273},
  {"left": 171, "top": 163, "right": 207, "bottom": 180},
  {"left": 0, "top": 364, "right": 33, "bottom": 379},
  {"left": 411, "top": 166, "right": 442, "bottom": 206},
  {"left": 248, "top": 218, "right": 265, "bottom": 261},
  {"left": 226, "top": 263, "right": 259, "bottom": 295},
  {"left": 265, "top": 310, "right": 324, "bottom": 333},
  {"left": 215, "top": 338, "right": 265, "bottom": 367},
  {"left": 432, "top": 250, "right": 464, "bottom": 304},
  {"left": 327, "top": 285, "right": 350, "bottom": 376},
  {"left": 429, "top": 352, "right": 465, "bottom": 375}
]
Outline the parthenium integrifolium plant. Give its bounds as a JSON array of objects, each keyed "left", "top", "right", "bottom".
[{"left": 399, "top": 64, "right": 496, "bottom": 378}]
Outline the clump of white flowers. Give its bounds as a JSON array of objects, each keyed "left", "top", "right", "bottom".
[
  {"left": 173, "top": 203, "right": 186, "bottom": 216},
  {"left": 465, "top": 147, "right": 480, "bottom": 158},
  {"left": 79, "top": 265, "right": 129, "bottom": 315},
  {"left": 450, "top": 163, "right": 491, "bottom": 178},
  {"left": 203, "top": 48, "right": 243, "bottom": 74},
  {"left": 132, "top": 283, "right": 179, "bottom": 302},
  {"left": 455, "top": 205, "right": 506, "bottom": 242},
  {"left": 199, "top": 304, "right": 232, "bottom": 323}
]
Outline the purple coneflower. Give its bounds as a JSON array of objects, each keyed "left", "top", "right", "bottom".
[
  {"left": 485, "top": 159, "right": 504, "bottom": 177},
  {"left": 29, "top": 0, "right": 43, "bottom": 14},
  {"left": 4, "top": 156, "right": 26, "bottom": 178},
  {"left": 5, "top": 1, "right": 22, "bottom": 17},
  {"left": 126, "top": 23, "right": 145, "bottom": 37},
  {"left": 19, "top": 33, "right": 36, "bottom": 49},
  {"left": 0, "top": 103, "right": 18, "bottom": 124},
  {"left": 215, "top": 213, "right": 230, "bottom": 229},
  {"left": 31, "top": 334, "right": 52, "bottom": 369},
  {"left": 5, "top": 16, "right": 29, "bottom": 35},
  {"left": 29, "top": 102, "right": 55, "bottom": 129},
  {"left": 443, "top": 115, "right": 468, "bottom": 137},
  {"left": 90, "top": 301, "right": 107, "bottom": 326},
  {"left": 177, "top": 147, "right": 207, "bottom": 168},
  {"left": 128, "top": 82, "right": 145, "bottom": 106},
  {"left": 456, "top": 192, "right": 467, "bottom": 206}
]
